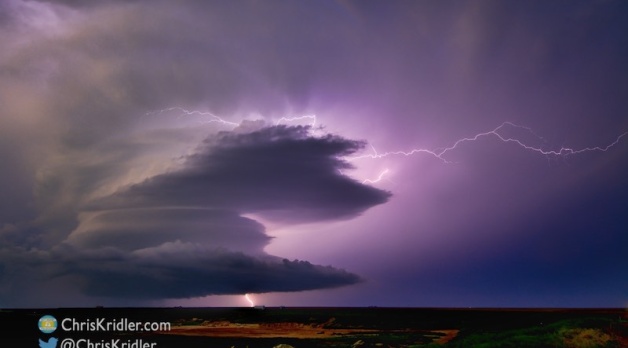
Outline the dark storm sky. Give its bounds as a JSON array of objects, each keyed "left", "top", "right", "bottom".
[{"left": 0, "top": 0, "right": 626, "bottom": 308}]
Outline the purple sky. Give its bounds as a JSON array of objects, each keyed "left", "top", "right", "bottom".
[{"left": 0, "top": 0, "right": 626, "bottom": 308}]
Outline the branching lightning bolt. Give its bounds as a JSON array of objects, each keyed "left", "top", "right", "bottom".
[
  {"left": 146, "top": 106, "right": 240, "bottom": 127},
  {"left": 275, "top": 115, "right": 317, "bottom": 127},
  {"left": 346, "top": 122, "right": 628, "bottom": 163},
  {"left": 362, "top": 169, "right": 390, "bottom": 184},
  {"left": 244, "top": 293, "right": 255, "bottom": 307},
  {"left": 147, "top": 107, "right": 319, "bottom": 129},
  {"left": 143, "top": 108, "right": 627, "bottom": 185}
]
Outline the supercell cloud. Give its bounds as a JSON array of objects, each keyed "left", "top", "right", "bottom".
[
  {"left": 89, "top": 124, "right": 389, "bottom": 221},
  {"left": 1, "top": 0, "right": 627, "bottom": 307},
  {"left": 0, "top": 0, "right": 391, "bottom": 305},
  {"left": 1, "top": 122, "right": 388, "bottom": 304}
]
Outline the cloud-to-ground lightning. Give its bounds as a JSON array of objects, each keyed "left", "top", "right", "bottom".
[
  {"left": 244, "top": 293, "right": 255, "bottom": 307},
  {"left": 346, "top": 122, "right": 628, "bottom": 163}
]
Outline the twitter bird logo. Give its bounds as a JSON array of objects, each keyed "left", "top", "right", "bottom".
[{"left": 39, "top": 337, "right": 58, "bottom": 348}]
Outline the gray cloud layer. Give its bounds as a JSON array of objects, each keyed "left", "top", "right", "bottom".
[{"left": 1, "top": 242, "right": 361, "bottom": 300}]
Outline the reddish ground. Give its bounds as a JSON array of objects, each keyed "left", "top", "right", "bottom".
[
  {"left": 433, "top": 330, "right": 459, "bottom": 344},
  {"left": 164, "top": 320, "right": 459, "bottom": 343}
]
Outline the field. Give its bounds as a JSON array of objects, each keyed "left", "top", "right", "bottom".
[{"left": 1, "top": 307, "right": 626, "bottom": 347}]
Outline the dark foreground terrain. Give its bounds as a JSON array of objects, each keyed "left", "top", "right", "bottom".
[{"left": 1, "top": 307, "right": 625, "bottom": 348}]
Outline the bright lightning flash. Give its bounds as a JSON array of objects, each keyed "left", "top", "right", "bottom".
[
  {"left": 346, "top": 122, "right": 628, "bottom": 163},
  {"left": 244, "top": 293, "right": 255, "bottom": 307},
  {"left": 146, "top": 106, "right": 240, "bottom": 127},
  {"left": 362, "top": 168, "right": 390, "bottom": 184},
  {"left": 144, "top": 108, "right": 627, "bottom": 184},
  {"left": 275, "top": 115, "right": 317, "bottom": 127}
]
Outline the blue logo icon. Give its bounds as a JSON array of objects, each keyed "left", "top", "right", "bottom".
[
  {"left": 38, "top": 315, "right": 57, "bottom": 334},
  {"left": 39, "top": 337, "right": 58, "bottom": 348}
]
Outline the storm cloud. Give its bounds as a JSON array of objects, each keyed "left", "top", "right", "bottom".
[
  {"left": 90, "top": 124, "right": 390, "bottom": 221},
  {"left": 0, "top": 0, "right": 399, "bottom": 305},
  {"left": 1, "top": 242, "right": 362, "bottom": 300},
  {"left": 0, "top": 122, "right": 389, "bottom": 303},
  {"left": 1, "top": 0, "right": 627, "bottom": 307}
]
